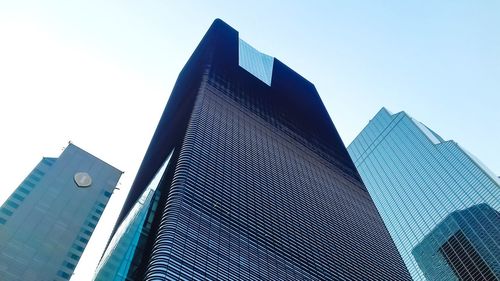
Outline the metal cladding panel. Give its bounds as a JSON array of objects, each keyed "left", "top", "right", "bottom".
[{"left": 143, "top": 69, "right": 411, "bottom": 280}]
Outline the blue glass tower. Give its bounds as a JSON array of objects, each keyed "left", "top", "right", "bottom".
[
  {"left": 95, "top": 20, "right": 410, "bottom": 280},
  {"left": 0, "top": 143, "right": 121, "bottom": 281},
  {"left": 347, "top": 107, "right": 500, "bottom": 280}
]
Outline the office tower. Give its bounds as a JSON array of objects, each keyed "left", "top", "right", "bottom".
[
  {"left": 95, "top": 19, "right": 410, "bottom": 280},
  {"left": 348, "top": 107, "right": 500, "bottom": 280},
  {"left": 0, "top": 143, "right": 122, "bottom": 281},
  {"left": 413, "top": 204, "right": 499, "bottom": 280}
]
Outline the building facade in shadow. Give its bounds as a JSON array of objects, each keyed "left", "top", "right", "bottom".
[{"left": 94, "top": 20, "right": 411, "bottom": 281}]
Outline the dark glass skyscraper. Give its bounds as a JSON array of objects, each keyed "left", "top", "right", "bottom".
[
  {"left": 348, "top": 108, "right": 500, "bottom": 280},
  {"left": 95, "top": 19, "right": 410, "bottom": 280},
  {"left": 413, "top": 204, "right": 499, "bottom": 281}
]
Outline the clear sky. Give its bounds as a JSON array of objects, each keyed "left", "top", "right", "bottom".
[{"left": 1, "top": 1, "right": 499, "bottom": 280}]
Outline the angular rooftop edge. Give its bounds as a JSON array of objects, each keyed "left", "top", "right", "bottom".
[
  {"left": 351, "top": 107, "right": 500, "bottom": 186},
  {"left": 110, "top": 18, "right": 360, "bottom": 239}
]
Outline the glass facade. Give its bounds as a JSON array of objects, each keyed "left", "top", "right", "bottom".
[
  {"left": 0, "top": 144, "right": 121, "bottom": 281},
  {"left": 412, "top": 204, "right": 499, "bottom": 281},
  {"left": 99, "top": 19, "right": 411, "bottom": 281},
  {"left": 94, "top": 151, "right": 173, "bottom": 280},
  {"left": 238, "top": 38, "right": 274, "bottom": 86},
  {"left": 94, "top": 189, "right": 155, "bottom": 280},
  {"left": 347, "top": 107, "right": 500, "bottom": 280}
]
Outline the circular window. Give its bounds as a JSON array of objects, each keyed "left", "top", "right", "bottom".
[{"left": 74, "top": 172, "right": 92, "bottom": 187}]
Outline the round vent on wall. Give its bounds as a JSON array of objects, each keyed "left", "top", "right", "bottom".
[{"left": 74, "top": 172, "right": 92, "bottom": 187}]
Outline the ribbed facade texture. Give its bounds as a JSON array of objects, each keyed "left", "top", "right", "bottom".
[
  {"left": 96, "top": 19, "right": 410, "bottom": 280},
  {"left": 0, "top": 144, "right": 121, "bottom": 281},
  {"left": 347, "top": 108, "right": 500, "bottom": 281}
]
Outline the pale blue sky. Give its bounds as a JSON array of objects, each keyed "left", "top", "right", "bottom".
[{"left": 1, "top": 1, "right": 499, "bottom": 280}]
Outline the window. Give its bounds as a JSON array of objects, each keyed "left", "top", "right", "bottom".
[
  {"left": 440, "top": 231, "right": 496, "bottom": 280},
  {"left": 12, "top": 193, "right": 24, "bottom": 201},
  {"left": 1, "top": 208, "right": 13, "bottom": 216},
  {"left": 57, "top": 270, "right": 70, "bottom": 279},
  {"left": 68, "top": 253, "right": 80, "bottom": 260},
  {"left": 64, "top": 262, "right": 76, "bottom": 270},
  {"left": 42, "top": 158, "right": 55, "bottom": 166},
  {"left": 24, "top": 181, "right": 35, "bottom": 188},
  {"left": 33, "top": 168, "right": 45, "bottom": 176},
  {"left": 6, "top": 201, "right": 19, "bottom": 209},
  {"left": 28, "top": 174, "right": 41, "bottom": 182}
]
